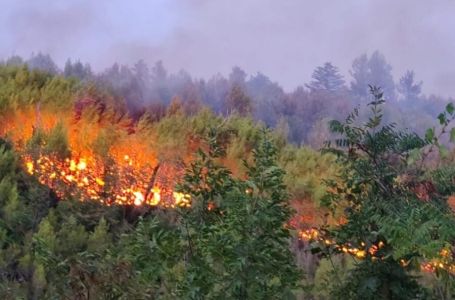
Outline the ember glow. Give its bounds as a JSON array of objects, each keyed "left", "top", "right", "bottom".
[
  {"left": 23, "top": 154, "right": 190, "bottom": 208},
  {"left": 1, "top": 106, "right": 191, "bottom": 208},
  {"left": 299, "top": 228, "right": 455, "bottom": 274}
]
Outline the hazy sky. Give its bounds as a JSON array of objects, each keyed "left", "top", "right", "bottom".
[{"left": 0, "top": 0, "right": 454, "bottom": 96}]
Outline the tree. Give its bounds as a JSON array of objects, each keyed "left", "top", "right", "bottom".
[
  {"left": 204, "top": 73, "right": 230, "bottom": 113},
  {"left": 150, "top": 60, "right": 171, "bottom": 104},
  {"left": 306, "top": 62, "right": 345, "bottom": 92},
  {"left": 5, "top": 55, "right": 24, "bottom": 67},
  {"left": 398, "top": 70, "right": 422, "bottom": 101},
  {"left": 0, "top": 139, "right": 58, "bottom": 297},
  {"left": 229, "top": 66, "right": 247, "bottom": 87},
  {"left": 225, "top": 84, "right": 252, "bottom": 116},
  {"left": 99, "top": 63, "right": 144, "bottom": 116},
  {"left": 64, "top": 59, "right": 92, "bottom": 80},
  {"left": 45, "top": 122, "right": 71, "bottom": 159},
  {"left": 176, "top": 129, "right": 301, "bottom": 298},
  {"left": 320, "top": 86, "right": 455, "bottom": 299},
  {"left": 350, "top": 51, "right": 396, "bottom": 101},
  {"left": 247, "top": 72, "right": 285, "bottom": 126},
  {"left": 151, "top": 60, "right": 167, "bottom": 83},
  {"left": 133, "top": 59, "right": 150, "bottom": 93},
  {"left": 27, "top": 53, "right": 59, "bottom": 75},
  {"left": 115, "top": 216, "right": 181, "bottom": 298}
]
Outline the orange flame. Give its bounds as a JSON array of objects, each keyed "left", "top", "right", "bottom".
[
  {"left": 298, "top": 228, "right": 455, "bottom": 275},
  {"left": 0, "top": 105, "right": 192, "bottom": 208}
]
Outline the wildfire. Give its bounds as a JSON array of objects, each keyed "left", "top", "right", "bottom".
[
  {"left": 23, "top": 154, "right": 190, "bottom": 208},
  {"left": 299, "top": 228, "right": 455, "bottom": 275},
  {"left": 3, "top": 104, "right": 452, "bottom": 277},
  {"left": 0, "top": 102, "right": 200, "bottom": 210}
]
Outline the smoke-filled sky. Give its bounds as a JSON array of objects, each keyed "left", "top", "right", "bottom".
[{"left": 0, "top": 0, "right": 454, "bottom": 96}]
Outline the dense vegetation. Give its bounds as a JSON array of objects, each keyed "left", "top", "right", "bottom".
[
  {"left": 0, "top": 57, "right": 454, "bottom": 299},
  {"left": 1, "top": 51, "right": 452, "bottom": 146}
]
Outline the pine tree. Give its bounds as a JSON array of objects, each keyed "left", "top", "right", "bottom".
[
  {"left": 350, "top": 51, "right": 396, "bottom": 101},
  {"left": 225, "top": 84, "right": 252, "bottom": 116},
  {"left": 27, "top": 53, "right": 59, "bottom": 75},
  {"left": 398, "top": 70, "right": 422, "bottom": 101},
  {"left": 306, "top": 62, "right": 345, "bottom": 92}
]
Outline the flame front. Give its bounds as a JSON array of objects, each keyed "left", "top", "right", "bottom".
[
  {"left": 22, "top": 154, "right": 189, "bottom": 208},
  {"left": 299, "top": 228, "right": 455, "bottom": 274},
  {"left": 0, "top": 106, "right": 192, "bottom": 208}
]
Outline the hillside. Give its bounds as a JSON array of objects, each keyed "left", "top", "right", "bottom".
[{"left": 0, "top": 64, "right": 454, "bottom": 299}]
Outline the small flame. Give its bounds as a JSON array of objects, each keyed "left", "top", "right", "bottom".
[
  {"left": 355, "top": 250, "right": 366, "bottom": 258},
  {"left": 77, "top": 159, "right": 87, "bottom": 170},
  {"left": 96, "top": 178, "right": 105, "bottom": 186},
  {"left": 172, "top": 192, "right": 191, "bottom": 207},
  {"left": 69, "top": 160, "right": 77, "bottom": 171},
  {"left": 133, "top": 191, "right": 145, "bottom": 206},
  {"left": 298, "top": 227, "right": 455, "bottom": 274},
  {"left": 26, "top": 162, "right": 34, "bottom": 174},
  {"left": 150, "top": 187, "right": 161, "bottom": 206}
]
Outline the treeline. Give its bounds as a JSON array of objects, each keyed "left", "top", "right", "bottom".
[{"left": 1, "top": 51, "right": 452, "bottom": 146}]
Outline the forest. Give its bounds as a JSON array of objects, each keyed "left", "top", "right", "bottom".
[{"left": 0, "top": 53, "right": 454, "bottom": 299}]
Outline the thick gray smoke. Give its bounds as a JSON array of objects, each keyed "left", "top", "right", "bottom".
[{"left": 0, "top": 0, "right": 454, "bottom": 96}]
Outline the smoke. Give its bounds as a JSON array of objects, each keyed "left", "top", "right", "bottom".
[{"left": 1, "top": 0, "right": 454, "bottom": 96}]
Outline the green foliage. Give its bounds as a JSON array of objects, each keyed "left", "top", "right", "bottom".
[
  {"left": 118, "top": 217, "right": 181, "bottom": 298},
  {"left": 280, "top": 145, "right": 338, "bottom": 204},
  {"left": 87, "top": 217, "right": 111, "bottom": 253},
  {"left": 430, "top": 166, "right": 455, "bottom": 195},
  {"left": 26, "top": 126, "right": 47, "bottom": 152},
  {"left": 331, "top": 258, "right": 427, "bottom": 300},
  {"left": 321, "top": 86, "right": 455, "bottom": 298},
  {"left": 176, "top": 128, "right": 301, "bottom": 299},
  {"left": 45, "top": 121, "right": 71, "bottom": 158},
  {"left": 225, "top": 84, "right": 252, "bottom": 116},
  {"left": 0, "top": 65, "right": 76, "bottom": 114},
  {"left": 312, "top": 255, "right": 354, "bottom": 299},
  {"left": 0, "top": 139, "right": 56, "bottom": 297}
]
